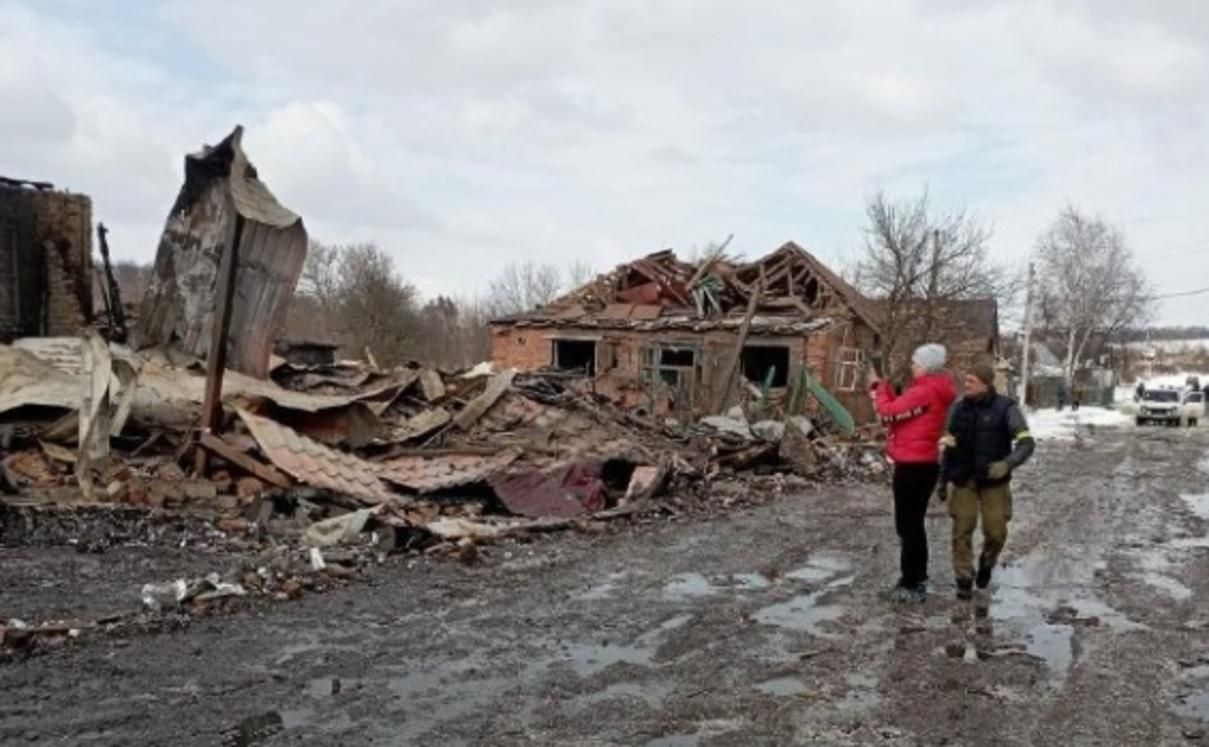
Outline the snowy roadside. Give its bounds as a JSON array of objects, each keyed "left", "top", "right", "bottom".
[{"left": 1026, "top": 406, "right": 1134, "bottom": 441}]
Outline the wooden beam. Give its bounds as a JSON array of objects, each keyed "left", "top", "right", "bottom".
[
  {"left": 195, "top": 215, "right": 246, "bottom": 475},
  {"left": 453, "top": 369, "right": 516, "bottom": 430},
  {"left": 198, "top": 432, "right": 292, "bottom": 489},
  {"left": 713, "top": 271, "right": 765, "bottom": 414}
]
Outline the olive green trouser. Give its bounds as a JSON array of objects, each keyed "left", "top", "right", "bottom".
[{"left": 949, "top": 482, "right": 1013, "bottom": 581}]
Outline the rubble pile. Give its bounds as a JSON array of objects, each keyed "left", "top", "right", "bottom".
[
  {"left": 0, "top": 336, "right": 883, "bottom": 650},
  {"left": 2, "top": 335, "right": 881, "bottom": 526}
]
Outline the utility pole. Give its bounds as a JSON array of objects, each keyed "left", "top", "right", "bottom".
[{"left": 1019, "top": 262, "right": 1035, "bottom": 408}]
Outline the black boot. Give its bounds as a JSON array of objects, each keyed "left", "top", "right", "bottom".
[
  {"left": 955, "top": 578, "right": 973, "bottom": 600},
  {"left": 976, "top": 559, "right": 993, "bottom": 589}
]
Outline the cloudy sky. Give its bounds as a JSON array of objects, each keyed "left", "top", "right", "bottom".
[{"left": 2, "top": 1, "right": 1207, "bottom": 324}]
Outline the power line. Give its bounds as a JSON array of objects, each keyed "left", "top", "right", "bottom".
[{"left": 1151, "top": 286, "right": 1209, "bottom": 300}]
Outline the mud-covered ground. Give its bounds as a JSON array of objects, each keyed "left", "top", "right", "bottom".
[{"left": 5, "top": 423, "right": 1209, "bottom": 746}]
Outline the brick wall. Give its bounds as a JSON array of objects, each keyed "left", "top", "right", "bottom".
[
  {"left": 33, "top": 190, "right": 92, "bottom": 331},
  {"left": 491, "top": 326, "right": 555, "bottom": 371},
  {"left": 0, "top": 185, "right": 92, "bottom": 339},
  {"left": 45, "top": 242, "right": 88, "bottom": 335},
  {"left": 490, "top": 321, "right": 888, "bottom": 422}
]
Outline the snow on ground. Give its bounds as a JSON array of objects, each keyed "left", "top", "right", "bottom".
[
  {"left": 1027, "top": 407, "right": 1134, "bottom": 441},
  {"left": 1120, "top": 338, "right": 1209, "bottom": 353},
  {"left": 1142, "top": 371, "right": 1209, "bottom": 389}
]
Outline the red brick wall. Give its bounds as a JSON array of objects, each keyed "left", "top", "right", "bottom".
[
  {"left": 491, "top": 326, "right": 555, "bottom": 371},
  {"left": 490, "top": 322, "right": 888, "bottom": 421}
]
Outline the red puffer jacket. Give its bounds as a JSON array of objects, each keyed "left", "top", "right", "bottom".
[{"left": 872, "top": 373, "right": 957, "bottom": 465}]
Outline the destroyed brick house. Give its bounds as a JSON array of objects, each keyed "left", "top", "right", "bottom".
[
  {"left": 489, "top": 242, "right": 999, "bottom": 425},
  {"left": 0, "top": 176, "right": 93, "bottom": 341}
]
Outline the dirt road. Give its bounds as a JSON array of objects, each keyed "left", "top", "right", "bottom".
[{"left": 5, "top": 422, "right": 1209, "bottom": 745}]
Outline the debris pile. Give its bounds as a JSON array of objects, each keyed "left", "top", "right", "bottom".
[{"left": 1, "top": 336, "right": 882, "bottom": 540}]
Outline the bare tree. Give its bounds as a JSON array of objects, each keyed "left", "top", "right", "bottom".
[
  {"left": 111, "top": 261, "right": 153, "bottom": 306},
  {"left": 856, "top": 190, "right": 1017, "bottom": 372},
  {"left": 299, "top": 241, "right": 340, "bottom": 308},
  {"left": 1035, "top": 206, "right": 1153, "bottom": 383},
  {"left": 484, "top": 260, "right": 564, "bottom": 317},
  {"left": 565, "top": 259, "right": 596, "bottom": 289},
  {"left": 333, "top": 244, "right": 420, "bottom": 366}
]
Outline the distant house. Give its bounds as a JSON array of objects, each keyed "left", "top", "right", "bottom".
[
  {"left": 0, "top": 176, "right": 93, "bottom": 341},
  {"left": 489, "top": 242, "right": 999, "bottom": 424}
]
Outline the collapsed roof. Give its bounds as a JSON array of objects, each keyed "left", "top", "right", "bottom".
[{"left": 492, "top": 241, "right": 883, "bottom": 335}]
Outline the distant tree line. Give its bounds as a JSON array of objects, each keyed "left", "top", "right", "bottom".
[{"left": 109, "top": 242, "right": 594, "bottom": 371}]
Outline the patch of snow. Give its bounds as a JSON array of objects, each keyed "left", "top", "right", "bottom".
[
  {"left": 1026, "top": 407, "right": 1133, "bottom": 441},
  {"left": 1182, "top": 493, "right": 1209, "bottom": 522},
  {"left": 1120, "top": 339, "right": 1209, "bottom": 354}
]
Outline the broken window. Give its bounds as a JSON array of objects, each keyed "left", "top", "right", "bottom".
[
  {"left": 642, "top": 345, "right": 701, "bottom": 403},
  {"left": 741, "top": 345, "right": 790, "bottom": 388},
  {"left": 834, "top": 347, "right": 865, "bottom": 391},
  {"left": 552, "top": 339, "right": 596, "bottom": 375}
]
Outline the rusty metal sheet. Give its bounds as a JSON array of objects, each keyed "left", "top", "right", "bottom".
[
  {"left": 236, "top": 408, "right": 395, "bottom": 504},
  {"left": 378, "top": 449, "right": 520, "bottom": 494},
  {"left": 489, "top": 466, "right": 597, "bottom": 519}
]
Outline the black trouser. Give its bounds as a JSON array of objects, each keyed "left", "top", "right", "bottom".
[{"left": 893, "top": 463, "right": 940, "bottom": 589}]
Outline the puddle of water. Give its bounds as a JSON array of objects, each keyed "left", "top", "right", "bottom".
[
  {"left": 785, "top": 552, "right": 852, "bottom": 582},
  {"left": 556, "top": 613, "right": 691, "bottom": 677},
  {"left": 587, "top": 681, "right": 669, "bottom": 709},
  {"left": 1026, "top": 624, "right": 1074, "bottom": 677},
  {"left": 754, "top": 676, "right": 810, "bottom": 697},
  {"left": 575, "top": 572, "right": 631, "bottom": 601},
  {"left": 561, "top": 641, "right": 654, "bottom": 676},
  {"left": 662, "top": 573, "right": 719, "bottom": 599},
  {"left": 986, "top": 553, "right": 1143, "bottom": 683},
  {"left": 835, "top": 672, "right": 882, "bottom": 714},
  {"left": 733, "top": 572, "right": 772, "bottom": 590},
  {"left": 1129, "top": 550, "right": 1193, "bottom": 601},
  {"left": 1183, "top": 493, "right": 1209, "bottom": 521},
  {"left": 1141, "top": 572, "right": 1193, "bottom": 601},
  {"left": 1180, "top": 664, "right": 1209, "bottom": 680},
  {"left": 1175, "top": 692, "right": 1209, "bottom": 721},
  {"left": 753, "top": 590, "right": 845, "bottom": 636},
  {"left": 382, "top": 664, "right": 519, "bottom": 743}
]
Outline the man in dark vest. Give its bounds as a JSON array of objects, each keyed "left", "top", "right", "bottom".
[{"left": 939, "top": 362, "right": 1036, "bottom": 600}]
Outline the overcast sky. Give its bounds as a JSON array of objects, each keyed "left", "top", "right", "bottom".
[{"left": 2, "top": 1, "right": 1207, "bottom": 325}]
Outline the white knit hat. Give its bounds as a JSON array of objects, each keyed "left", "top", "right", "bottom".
[{"left": 912, "top": 343, "right": 947, "bottom": 372}]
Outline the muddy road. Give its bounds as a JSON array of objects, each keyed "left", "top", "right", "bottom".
[{"left": 5, "top": 423, "right": 1209, "bottom": 745}]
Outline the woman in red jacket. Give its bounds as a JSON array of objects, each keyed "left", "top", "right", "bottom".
[{"left": 868, "top": 344, "right": 957, "bottom": 603}]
